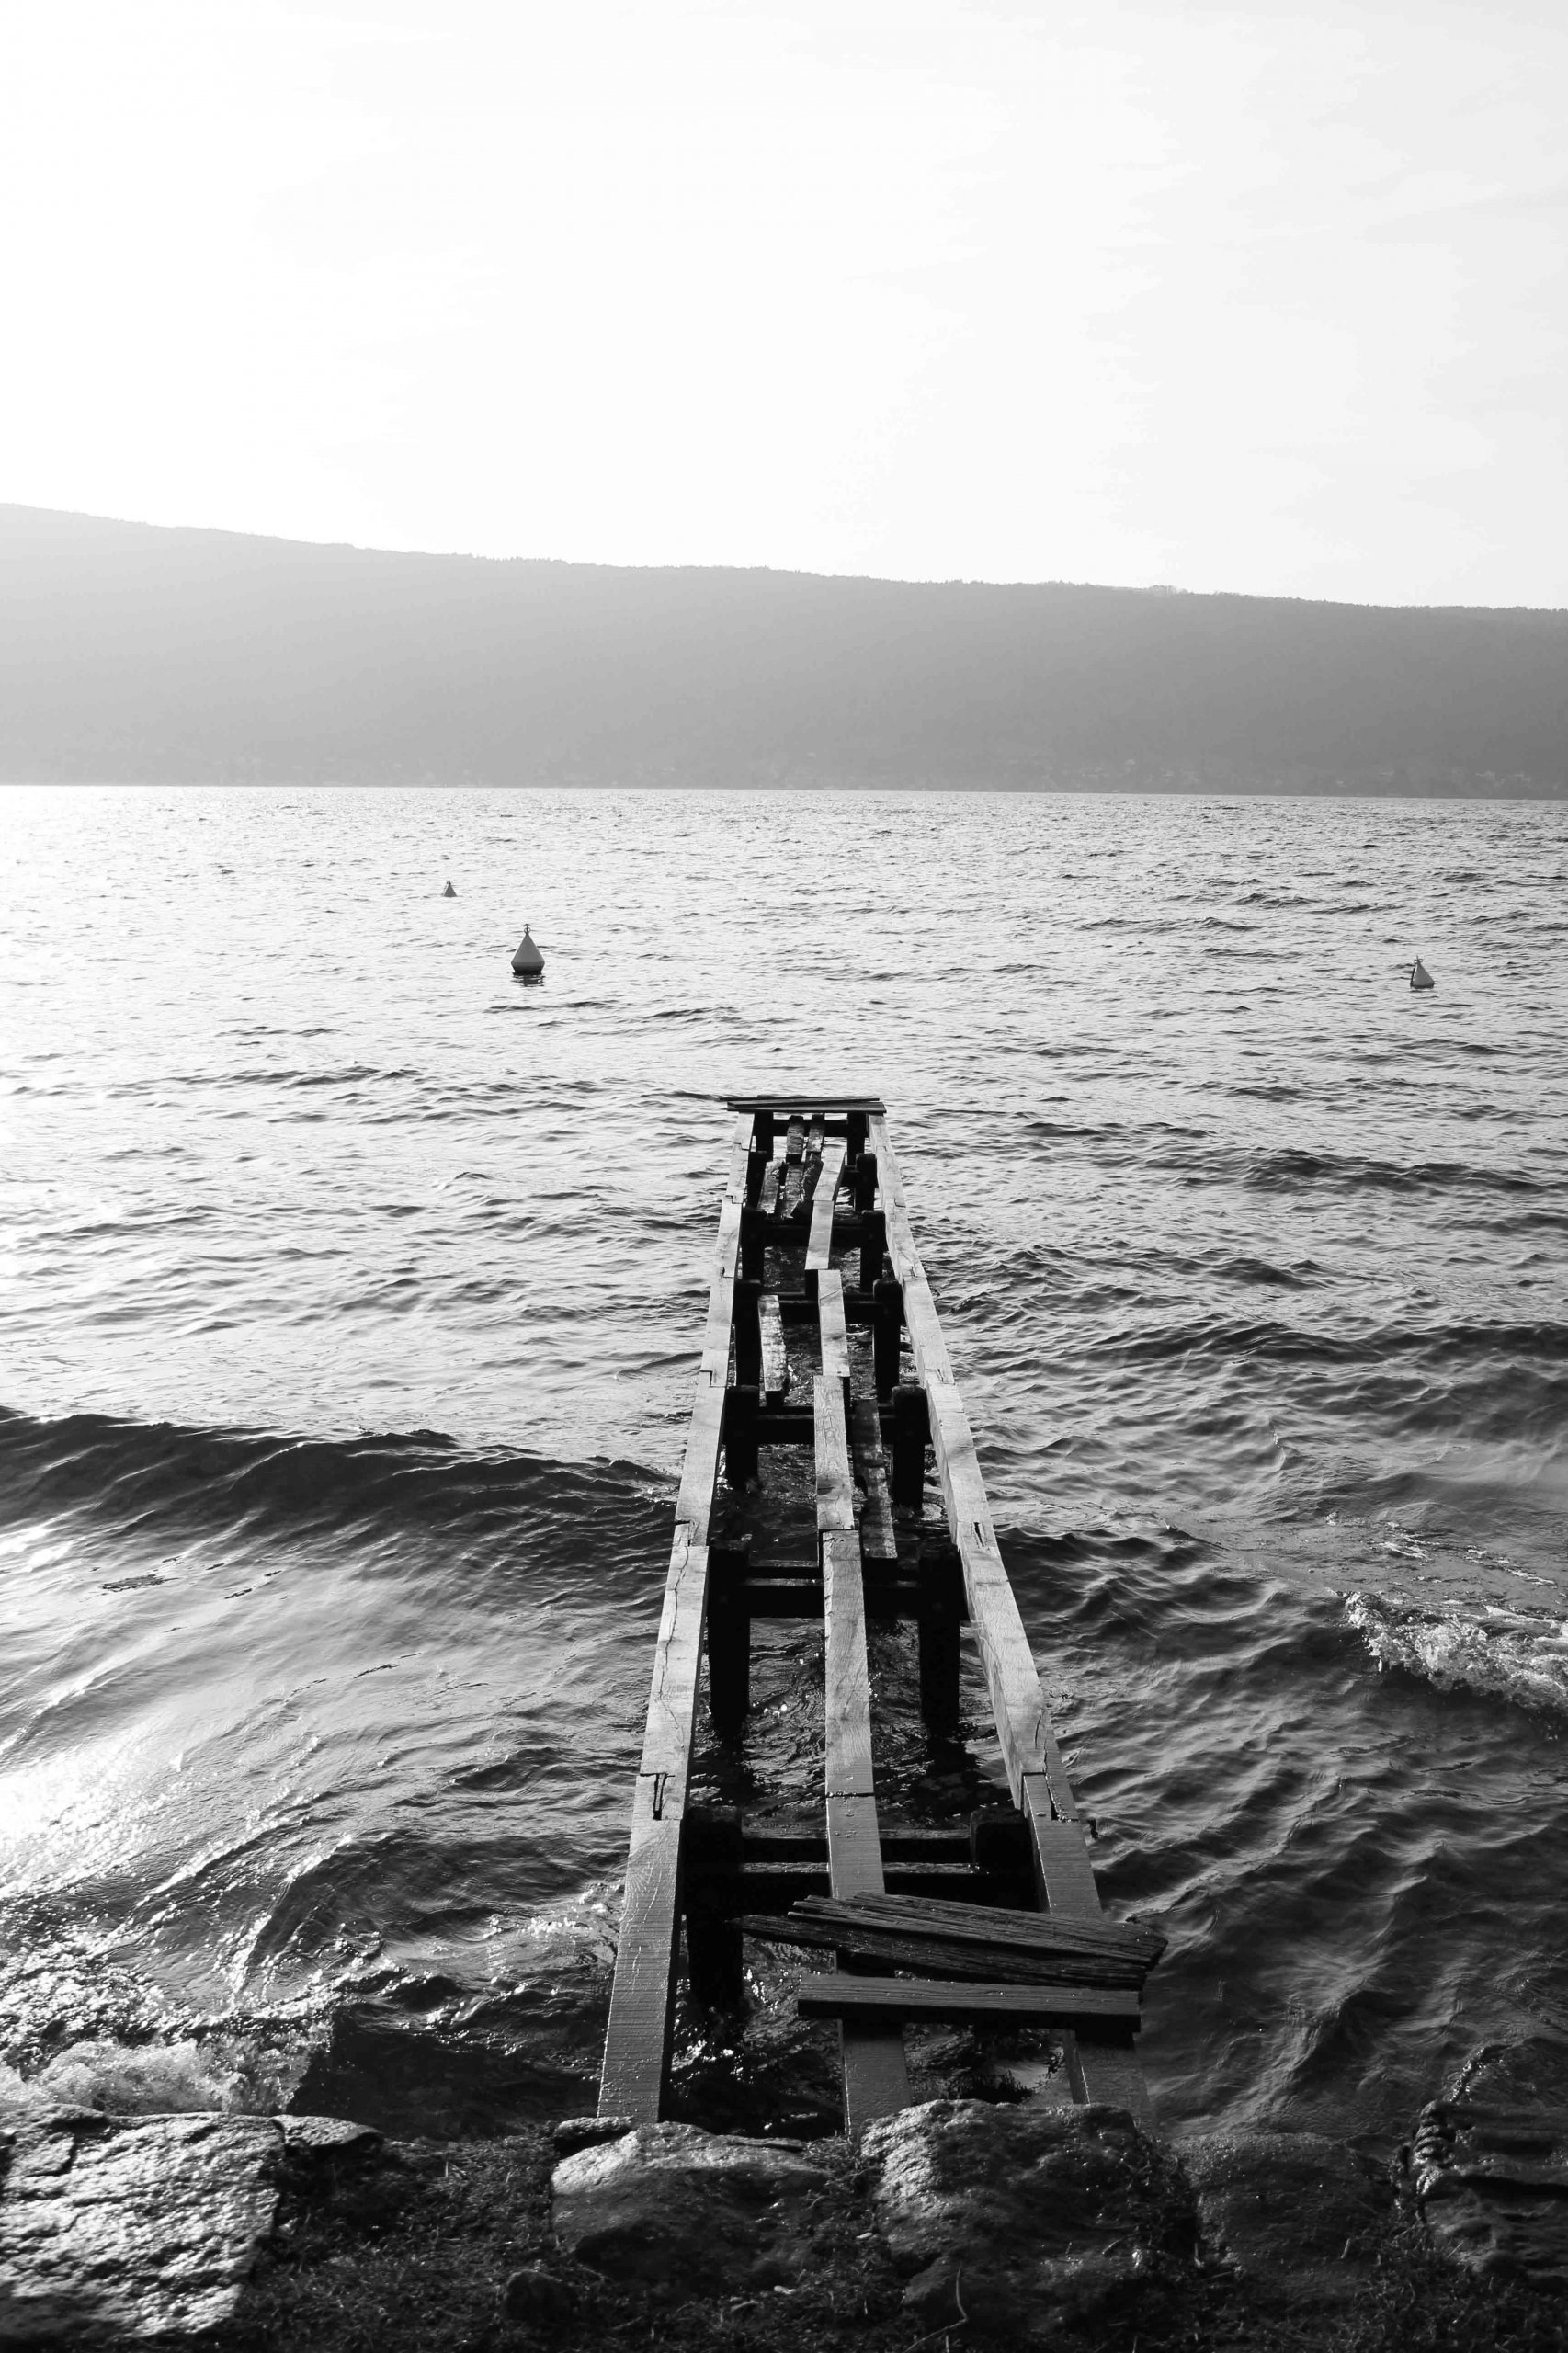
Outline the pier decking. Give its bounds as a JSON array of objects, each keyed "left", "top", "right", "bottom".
[{"left": 598, "top": 1099, "right": 1155, "bottom": 2134}]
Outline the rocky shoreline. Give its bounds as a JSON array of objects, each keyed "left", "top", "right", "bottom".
[{"left": 4, "top": 2042, "right": 1567, "bottom": 2351}]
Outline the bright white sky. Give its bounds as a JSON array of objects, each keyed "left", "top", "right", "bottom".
[{"left": 2, "top": 0, "right": 1563, "bottom": 602}]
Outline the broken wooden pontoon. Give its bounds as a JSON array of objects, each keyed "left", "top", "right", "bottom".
[{"left": 598, "top": 1097, "right": 1156, "bottom": 2133}]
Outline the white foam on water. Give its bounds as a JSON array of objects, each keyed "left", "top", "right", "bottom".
[{"left": 1346, "top": 1591, "right": 1568, "bottom": 1715}]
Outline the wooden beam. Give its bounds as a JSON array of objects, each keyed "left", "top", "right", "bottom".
[
  {"left": 818, "top": 1267, "right": 850, "bottom": 1402},
  {"left": 598, "top": 1534, "right": 710, "bottom": 2119},
  {"left": 599, "top": 1114, "right": 753, "bottom": 2123},
  {"left": 865, "top": 1117, "right": 1073, "bottom": 1812},
  {"left": 758, "top": 1292, "right": 790, "bottom": 1403},
  {"left": 724, "top": 1096, "right": 886, "bottom": 1116},
  {"left": 815, "top": 1371, "right": 911, "bottom": 2131},
  {"left": 865, "top": 1114, "right": 1153, "bottom": 2125},
  {"left": 805, "top": 1137, "right": 847, "bottom": 1286},
  {"left": 797, "top": 1976, "right": 1141, "bottom": 2031}
]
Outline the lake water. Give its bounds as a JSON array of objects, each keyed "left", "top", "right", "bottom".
[{"left": 2, "top": 782, "right": 1565, "bottom": 2147}]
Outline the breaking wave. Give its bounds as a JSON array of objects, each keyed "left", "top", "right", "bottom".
[{"left": 1346, "top": 1591, "right": 1568, "bottom": 1716}]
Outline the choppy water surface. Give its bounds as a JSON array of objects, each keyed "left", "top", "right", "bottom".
[{"left": 2, "top": 783, "right": 1565, "bottom": 2147}]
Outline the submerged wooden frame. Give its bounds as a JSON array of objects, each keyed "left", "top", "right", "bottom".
[{"left": 597, "top": 1098, "right": 1151, "bottom": 2132}]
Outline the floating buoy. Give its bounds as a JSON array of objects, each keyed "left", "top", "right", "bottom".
[
  {"left": 512, "top": 925, "right": 544, "bottom": 978},
  {"left": 1410, "top": 956, "right": 1435, "bottom": 992},
  {"left": 443, "top": 880, "right": 456, "bottom": 898}
]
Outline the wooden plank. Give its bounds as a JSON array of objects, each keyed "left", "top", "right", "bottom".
[
  {"left": 866, "top": 1115, "right": 1074, "bottom": 1816},
  {"left": 741, "top": 1915, "right": 1151, "bottom": 1989},
  {"left": 599, "top": 1535, "right": 710, "bottom": 2119},
  {"left": 850, "top": 1400, "right": 897, "bottom": 1563},
  {"left": 797, "top": 1977, "right": 1141, "bottom": 2030},
  {"left": 818, "top": 1268, "right": 850, "bottom": 1395},
  {"left": 599, "top": 1114, "right": 752, "bottom": 2122},
  {"left": 759, "top": 1293, "right": 790, "bottom": 1402},
  {"left": 865, "top": 1115, "right": 1153, "bottom": 2125},
  {"left": 724, "top": 1096, "right": 887, "bottom": 1116},
  {"left": 790, "top": 1892, "right": 1164, "bottom": 1967},
  {"left": 598, "top": 1795, "right": 684, "bottom": 2120},
  {"left": 823, "top": 1530, "right": 874, "bottom": 1800},
  {"left": 805, "top": 1138, "right": 847, "bottom": 1280},
  {"left": 812, "top": 1371, "right": 856, "bottom": 1534},
  {"left": 814, "top": 1370, "right": 910, "bottom": 2130},
  {"left": 758, "top": 1158, "right": 782, "bottom": 1213}
]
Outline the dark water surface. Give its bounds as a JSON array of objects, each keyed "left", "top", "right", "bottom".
[{"left": 2, "top": 784, "right": 1565, "bottom": 2146}]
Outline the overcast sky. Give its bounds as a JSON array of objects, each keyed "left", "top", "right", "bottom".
[{"left": 3, "top": 0, "right": 1563, "bottom": 603}]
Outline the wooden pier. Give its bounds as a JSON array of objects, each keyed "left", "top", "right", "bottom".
[{"left": 598, "top": 1097, "right": 1157, "bottom": 2134}]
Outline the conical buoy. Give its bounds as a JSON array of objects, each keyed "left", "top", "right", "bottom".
[
  {"left": 1410, "top": 955, "right": 1435, "bottom": 992},
  {"left": 512, "top": 925, "right": 544, "bottom": 978},
  {"left": 443, "top": 880, "right": 456, "bottom": 898}
]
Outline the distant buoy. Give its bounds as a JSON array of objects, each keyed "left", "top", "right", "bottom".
[
  {"left": 512, "top": 925, "right": 544, "bottom": 978},
  {"left": 443, "top": 880, "right": 456, "bottom": 898},
  {"left": 1410, "top": 956, "right": 1435, "bottom": 992}
]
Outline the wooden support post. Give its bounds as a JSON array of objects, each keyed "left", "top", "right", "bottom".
[
  {"left": 892, "top": 1381, "right": 928, "bottom": 1507},
  {"left": 685, "top": 1806, "right": 744, "bottom": 2009},
  {"left": 854, "top": 1149, "right": 878, "bottom": 1212},
  {"left": 725, "top": 1383, "right": 759, "bottom": 1487},
  {"left": 873, "top": 1279, "right": 903, "bottom": 1401},
  {"left": 755, "top": 1108, "right": 775, "bottom": 1158},
  {"left": 858, "top": 1207, "right": 887, "bottom": 1295},
  {"left": 740, "top": 1206, "right": 767, "bottom": 1283},
  {"left": 733, "top": 1278, "right": 763, "bottom": 1388},
  {"left": 707, "top": 1541, "right": 751, "bottom": 1737},
  {"left": 918, "top": 1536, "right": 962, "bottom": 1731},
  {"left": 745, "top": 1148, "right": 767, "bottom": 1209},
  {"left": 846, "top": 1111, "right": 869, "bottom": 1160}
]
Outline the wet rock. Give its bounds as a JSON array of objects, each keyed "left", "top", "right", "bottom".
[
  {"left": 279, "top": 2113, "right": 384, "bottom": 2164},
  {"left": 863, "top": 2096, "right": 1187, "bottom": 2341},
  {"left": 550, "top": 2120, "right": 829, "bottom": 2300},
  {"left": 1410, "top": 2038, "right": 1568, "bottom": 2290},
  {"left": 0, "top": 2104, "right": 281, "bottom": 2344},
  {"left": 501, "top": 2262, "right": 577, "bottom": 2324},
  {"left": 1183, "top": 2130, "right": 1396, "bottom": 2307},
  {"left": 552, "top": 2113, "right": 636, "bottom": 2156}
]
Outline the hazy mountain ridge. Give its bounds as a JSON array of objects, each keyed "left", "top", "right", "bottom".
[{"left": 2, "top": 504, "right": 1563, "bottom": 794}]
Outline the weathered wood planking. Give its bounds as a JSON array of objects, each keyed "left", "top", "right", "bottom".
[
  {"left": 819, "top": 1890, "right": 1165, "bottom": 1965},
  {"left": 797, "top": 1976, "right": 1141, "bottom": 2030},
  {"left": 725, "top": 1095, "right": 887, "bottom": 1119},
  {"left": 758, "top": 1293, "right": 790, "bottom": 1403},
  {"left": 739, "top": 1891, "right": 1161, "bottom": 1986},
  {"left": 598, "top": 1115, "right": 753, "bottom": 2122},
  {"left": 864, "top": 1116, "right": 1076, "bottom": 1817},
  {"left": 864, "top": 1115, "right": 1151, "bottom": 2122},
  {"left": 598, "top": 1535, "right": 710, "bottom": 2118},
  {"left": 744, "top": 1914, "right": 1146, "bottom": 1989},
  {"left": 805, "top": 1138, "right": 847, "bottom": 1284},
  {"left": 815, "top": 1370, "right": 911, "bottom": 2129},
  {"left": 818, "top": 1267, "right": 851, "bottom": 1405}
]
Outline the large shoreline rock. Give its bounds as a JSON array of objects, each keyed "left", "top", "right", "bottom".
[
  {"left": 0, "top": 2101, "right": 387, "bottom": 2346},
  {"left": 0, "top": 2106, "right": 284, "bottom": 2345},
  {"left": 550, "top": 2120, "right": 831, "bottom": 2299}
]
